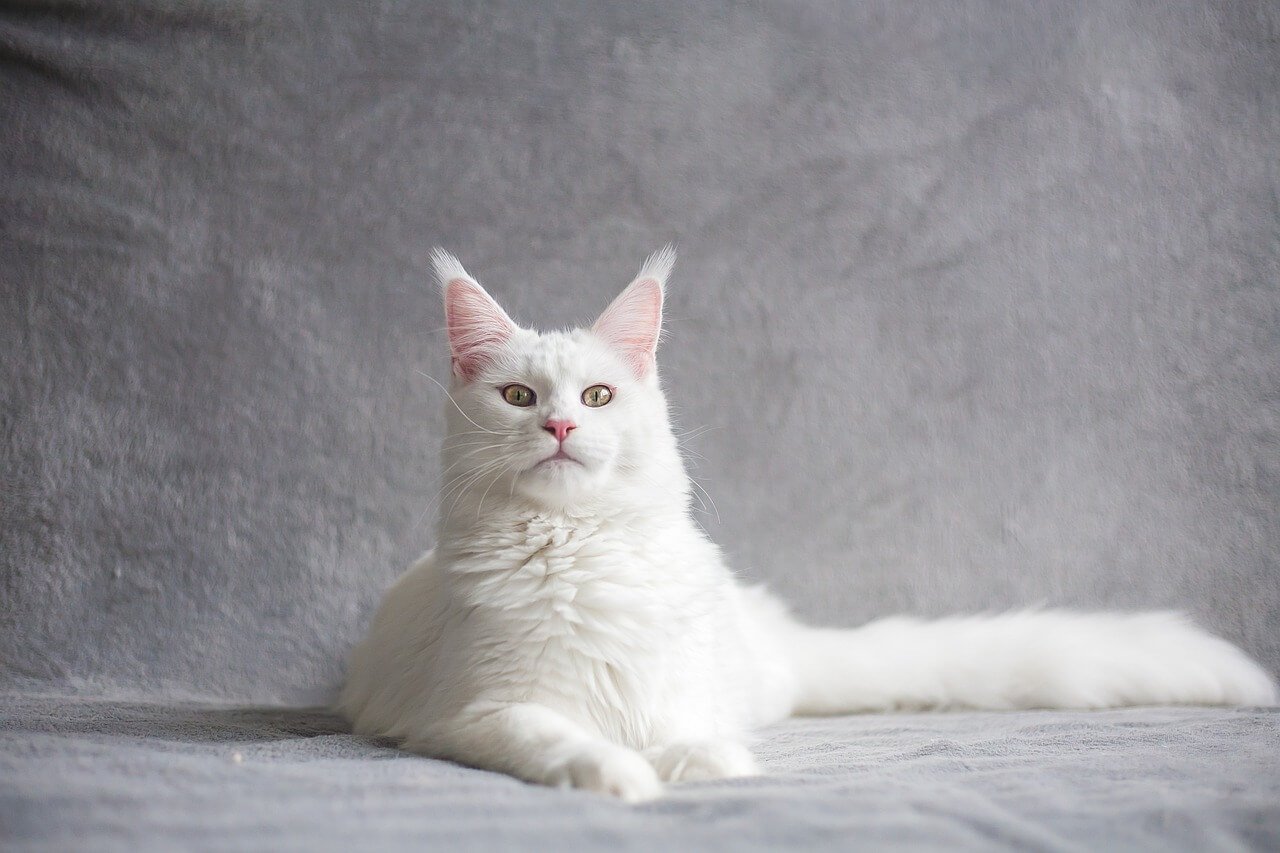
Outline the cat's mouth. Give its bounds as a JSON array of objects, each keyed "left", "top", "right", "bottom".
[{"left": 535, "top": 448, "right": 582, "bottom": 468}]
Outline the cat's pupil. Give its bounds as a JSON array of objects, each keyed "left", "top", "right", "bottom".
[
  {"left": 502, "top": 384, "right": 535, "bottom": 407},
  {"left": 582, "top": 385, "right": 613, "bottom": 407}
]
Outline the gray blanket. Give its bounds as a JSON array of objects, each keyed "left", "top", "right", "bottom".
[{"left": 3, "top": 695, "right": 1277, "bottom": 851}]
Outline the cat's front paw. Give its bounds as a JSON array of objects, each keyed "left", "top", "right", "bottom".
[
  {"left": 650, "top": 740, "right": 759, "bottom": 783},
  {"left": 546, "top": 745, "right": 663, "bottom": 802}
]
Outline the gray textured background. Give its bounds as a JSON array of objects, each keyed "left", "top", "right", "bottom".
[{"left": 2, "top": 0, "right": 1278, "bottom": 705}]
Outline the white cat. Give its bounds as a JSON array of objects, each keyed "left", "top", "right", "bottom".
[{"left": 337, "top": 248, "right": 1276, "bottom": 801}]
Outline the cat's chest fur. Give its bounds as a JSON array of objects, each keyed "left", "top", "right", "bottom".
[{"left": 441, "top": 510, "right": 723, "bottom": 743}]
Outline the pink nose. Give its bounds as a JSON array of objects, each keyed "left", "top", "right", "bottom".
[{"left": 543, "top": 419, "right": 576, "bottom": 443}]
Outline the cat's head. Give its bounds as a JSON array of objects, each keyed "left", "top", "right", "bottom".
[{"left": 431, "top": 248, "right": 686, "bottom": 514}]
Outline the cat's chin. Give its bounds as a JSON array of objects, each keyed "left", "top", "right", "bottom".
[
  {"left": 514, "top": 458, "right": 609, "bottom": 505},
  {"left": 533, "top": 454, "right": 582, "bottom": 470}
]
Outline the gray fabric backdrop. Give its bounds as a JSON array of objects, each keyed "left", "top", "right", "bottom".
[{"left": 2, "top": 0, "right": 1278, "bottom": 705}]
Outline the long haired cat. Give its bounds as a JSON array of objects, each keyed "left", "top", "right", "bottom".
[{"left": 338, "top": 249, "right": 1276, "bottom": 801}]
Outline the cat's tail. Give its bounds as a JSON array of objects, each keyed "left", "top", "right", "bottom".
[{"left": 778, "top": 609, "right": 1277, "bottom": 714}]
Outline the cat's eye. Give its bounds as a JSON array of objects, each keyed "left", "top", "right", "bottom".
[
  {"left": 502, "top": 384, "right": 536, "bottom": 407},
  {"left": 582, "top": 385, "right": 613, "bottom": 408}
]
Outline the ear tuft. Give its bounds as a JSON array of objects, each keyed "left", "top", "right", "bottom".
[
  {"left": 592, "top": 247, "right": 674, "bottom": 379},
  {"left": 636, "top": 243, "right": 677, "bottom": 291},
  {"left": 431, "top": 247, "right": 472, "bottom": 290},
  {"left": 433, "top": 249, "right": 517, "bottom": 381}
]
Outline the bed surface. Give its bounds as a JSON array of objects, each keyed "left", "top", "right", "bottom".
[{"left": 4, "top": 695, "right": 1277, "bottom": 851}]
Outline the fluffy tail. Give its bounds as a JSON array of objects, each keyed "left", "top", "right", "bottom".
[{"left": 782, "top": 610, "right": 1276, "bottom": 714}]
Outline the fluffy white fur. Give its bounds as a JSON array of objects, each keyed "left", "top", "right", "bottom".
[{"left": 338, "top": 250, "right": 1276, "bottom": 801}]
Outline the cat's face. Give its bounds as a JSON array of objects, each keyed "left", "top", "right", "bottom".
[{"left": 434, "top": 248, "right": 679, "bottom": 510}]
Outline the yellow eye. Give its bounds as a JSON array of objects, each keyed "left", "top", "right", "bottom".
[
  {"left": 502, "top": 384, "right": 536, "bottom": 407},
  {"left": 582, "top": 385, "right": 613, "bottom": 407}
]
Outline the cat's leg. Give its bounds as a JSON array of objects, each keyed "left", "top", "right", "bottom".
[
  {"left": 646, "top": 738, "right": 759, "bottom": 783},
  {"left": 412, "top": 701, "right": 663, "bottom": 802}
]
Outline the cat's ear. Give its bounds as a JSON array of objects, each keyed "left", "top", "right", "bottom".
[
  {"left": 592, "top": 245, "right": 674, "bottom": 379},
  {"left": 433, "top": 249, "right": 518, "bottom": 381}
]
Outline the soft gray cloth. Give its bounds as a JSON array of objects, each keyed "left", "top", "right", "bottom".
[{"left": 2, "top": 695, "right": 1277, "bottom": 851}]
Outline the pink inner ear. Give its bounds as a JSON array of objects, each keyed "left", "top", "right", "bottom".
[
  {"left": 593, "top": 277, "right": 663, "bottom": 378},
  {"left": 445, "top": 278, "right": 516, "bottom": 381}
]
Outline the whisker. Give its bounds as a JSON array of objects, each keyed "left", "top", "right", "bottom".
[
  {"left": 407, "top": 442, "right": 515, "bottom": 537},
  {"left": 639, "top": 456, "right": 721, "bottom": 524},
  {"left": 407, "top": 456, "right": 492, "bottom": 536},
  {"left": 435, "top": 467, "right": 496, "bottom": 530},
  {"left": 443, "top": 462, "right": 504, "bottom": 527},
  {"left": 476, "top": 459, "right": 521, "bottom": 520},
  {"left": 413, "top": 369, "right": 505, "bottom": 435},
  {"left": 446, "top": 427, "right": 520, "bottom": 439},
  {"left": 433, "top": 445, "right": 502, "bottom": 482}
]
